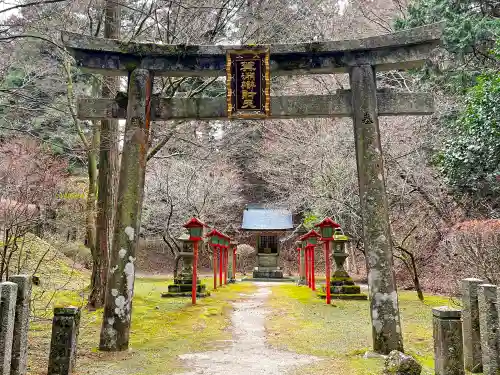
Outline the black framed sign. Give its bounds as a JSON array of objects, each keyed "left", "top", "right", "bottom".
[{"left": 226, "top": 47, "right": 270, "bottom": 119}]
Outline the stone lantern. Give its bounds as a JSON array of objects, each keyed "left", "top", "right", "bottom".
[
  {"left": 295, "top": 224, "right": 308, "bottom": 286},
  {"left": 315, "top": 219, "right": 367, "bottom": 301},
  {"left": 332, "top": 228, "right": 350, "bottom": 278},
  {"left": 225, "top": 225, "right": 240, "bottom": 284},
  {"left": 329, "top": 228, "right": 366, "bottom": 299},
  {"left": 229, "top": 238, "right": 239, "bottom": 283},
  {"left": 162, "top": 222, "right": 209, "bottom": 300}
]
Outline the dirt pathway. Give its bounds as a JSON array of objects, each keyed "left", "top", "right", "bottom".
[{"left": 178, "top": 282, "right": 320, "bottom": 374}]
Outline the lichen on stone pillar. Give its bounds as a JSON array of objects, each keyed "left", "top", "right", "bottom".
[
  {"left": 432, "top": 306, "right": 465, "bottom": 375},
  {"left": 349, "top": 64, "right": 402, "bottom": 354},
  {"left": 8, "top": 275, "right": 32, "bottom": 375},
  {"left": 461, "top": 278, "right": 483, "bottom": 373},
  {"left": 47, "top": 307, "right": 81, "bottom": 375},
  {"left": 478, "top": 284, "right": 499, "bottom": 375}
]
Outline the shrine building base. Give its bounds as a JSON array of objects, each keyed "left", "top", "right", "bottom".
[{"left": 253, "top": 267, "right": 284, "bottom": 279}]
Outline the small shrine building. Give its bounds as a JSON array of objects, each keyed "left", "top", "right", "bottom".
[{"left": 241, "top": 204, "right": 294, "bottom": 279}]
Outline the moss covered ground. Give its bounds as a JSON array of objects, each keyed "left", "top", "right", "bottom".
[
  {"left": 264, "top": 284, "right": 468, "bottom": 375},
  {"left": 28, "top": 277, "right": 257, "bottom": 375},
  {"left": 22, "top": 242, "right": 470, "bottom": 375}
]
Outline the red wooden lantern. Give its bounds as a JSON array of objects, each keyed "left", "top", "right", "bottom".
[
  {"left": 220, "top": 233, "right": 230, "bottom": 285},
  {"left": 295, "top": 242, "right": 301, "bottom": 279},
  {"left": 183, "top": 217, "right": 206, "bottom": 241},
  {"left": 314, "top": 217, "right": 340, "bottom": 304},
  {"left": 315, "top": 217, "right": 341, "bottom": 241},
  {"left": 205, "top": 229, "right": 220, "bottom": 290},
  {"left": 183, "top": 217, "right": 206, "bottom": 305},
  {"left": 300, "top": 230, "right": 320, "bottom": 291},
  {"left": 212, "top": 230, "right": 225, "bottom": 287}
]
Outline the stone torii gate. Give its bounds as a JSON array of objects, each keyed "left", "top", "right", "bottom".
[{"left": 62, "top": 22, "right": 442, "bottom": 354}]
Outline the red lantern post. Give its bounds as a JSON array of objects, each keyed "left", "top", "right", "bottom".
[
  {"left": 222, "top": 235, "right": 230, "bottom": 285},
  {"left": 300, "top": 230, "right": 320, "bottom": 290},
  {"left": 232, "top": 245, "right": 237, "bottom": 281},
  {"left": 225, "top": 246, "right": 229, "bottom": 284},
  {"left": 301, "top": 238, "right": 309, "bottom": 287},
  {"left": 315, "top": 217, "right": 341, "bottom": 305},
  {"left": 225, "top": 246, "right": 228, "bottom": 284},
  {"left": 222, "top": 238, "right": 227, "bottom": 285},
  {"left": 310, "top": 244, "right": 316, "bottom": 291},
  {"left": 214, "top": 246, "right": 218, "bottom": 289},
  {"left": 297, "top": 246, "right": 301, "bottom": 277},
  {"left": 183, "top": 217, "right": 206, "bottom": 305},
  {"left": 206, "top": 229, "right": 220, "bottom": 290},
  {"left": 218, "top": 240, "right": 223, "bottom": 287},
  {"left": 307, "top": 248, "right": 311, "bottom": 287}
]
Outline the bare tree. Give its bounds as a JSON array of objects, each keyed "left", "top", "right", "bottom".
[{"left": 0, "top": 138, "right": 67, "bottom": 279}]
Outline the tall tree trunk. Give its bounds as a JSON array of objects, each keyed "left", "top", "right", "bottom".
[
  {"left": 89, "top": 0, "right": 121, "bottom": 309},
  {"left": 86, "top": 120, "right": 99, "bottom": 271},
  {"left": 62, "top": 55, "right": 98, "bottom": 278},
  {"left": 99, "top": 69, "right": 152, "bottom": 351},
  {"left": 406, "top": 251, "right": 424, "bottom": 302}
]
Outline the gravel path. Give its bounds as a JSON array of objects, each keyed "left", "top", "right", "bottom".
[{"left": 178, "top": 282, "right": 321, "bottom": 374}]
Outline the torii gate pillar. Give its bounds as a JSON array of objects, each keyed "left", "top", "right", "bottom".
[{"left": 350, "top": 65, "right": 403, "bottom": 353}]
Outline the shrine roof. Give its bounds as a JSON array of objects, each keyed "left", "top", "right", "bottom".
[{"left": 241, "top": 206, "right": 293, "bottom": 231}]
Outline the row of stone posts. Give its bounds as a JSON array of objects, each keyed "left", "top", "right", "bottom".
[
  {"left": 432, "top": 277, "right": 500, "bottom": 375},
  {"left": 0, "top": 276, "right": 31, "bottom": 375},
  {"left": 0, "top": 274, "right": 82, "bottom": 375}
]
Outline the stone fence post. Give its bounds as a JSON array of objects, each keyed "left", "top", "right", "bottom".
[
  {"left": 47, "top": 307, "right": 81, "bottom": 375},
  {"left": 461, "top": 278, "right": 483, "bottom": 373},
  {"left": 478, "top": 284, "right": 499, "bottom": 375},
  {"left": 8, "top": 275, "right": 31, "bottom": 375},
  {"left": 432, "top": 306, "right": 464, "bottom": 375},
  {"left": 0, "top": 282, "right": 18, "bottom": 375}
]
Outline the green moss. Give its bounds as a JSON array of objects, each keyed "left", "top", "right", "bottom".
[
  {"left": 119, "top": 41, "right": 201, "bottom": 56},
  {"left": 330, "top": 275, "right": 354, "bottom": 283},
  {"left": 28, "top": 277, "right": 257, "bottom": 374},
  {"left": 340, "top": 285, "right": 362, "bottom": 294},
  {"left": 124, "top": 62, "right": 138, "bottom": 71},
  {"left": 317, "top": 291, "right": 368, "bottom": 300},
  {"left": 304, "top": 42, "right": 325, "bottom": 53},
  {"left": 265, "top": 285, "right": 461, "bottom": 375}
]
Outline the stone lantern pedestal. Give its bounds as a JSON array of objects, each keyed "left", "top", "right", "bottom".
[{"left": 162, "top": 233, "right": 209, "bottom": 298}]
